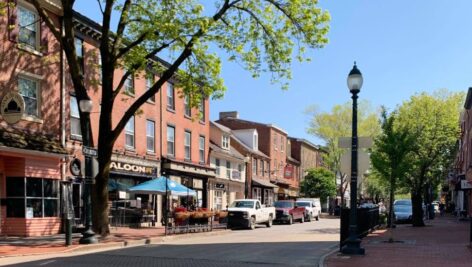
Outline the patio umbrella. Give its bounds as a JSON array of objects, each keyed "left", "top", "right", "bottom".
[{"left": 128, "top": 176, "right": 196, "bottom": 196}]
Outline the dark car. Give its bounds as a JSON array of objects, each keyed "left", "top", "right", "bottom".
[{"left": 273, "top": 200, "right": 305, "bottom": 224}]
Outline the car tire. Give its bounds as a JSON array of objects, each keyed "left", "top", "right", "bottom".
[
  {"left": 300, "top": 215, "right": 305, "bottom": 223},
  {"left": 288, "top": 215, "right": 293, "bottom": 225},
  {"left": 249, "top": 217, "right": 256, "bottom": 230},
  {"left": 316, "top": 212, "right": 320, "bottom": 221},
  {"left": 266, "top": 215, "right": 273, "bottom": 228},
  {"left": 307, "top": 213, "right": 312, "bottom": 222}
]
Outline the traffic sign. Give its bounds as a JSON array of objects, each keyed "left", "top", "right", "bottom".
[{"left": 82, "top": 146, "right": 98, "bottom": 157}]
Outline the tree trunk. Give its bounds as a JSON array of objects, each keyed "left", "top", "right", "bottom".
[
  {"left": 92, "top": 145, "right": 113, "bottom": 236},
  {"left": 387, "top": 173, "right": 395, "bottom": 228},
  {"left": 411, "top": 188, "right": 425, "bottom": 227}
]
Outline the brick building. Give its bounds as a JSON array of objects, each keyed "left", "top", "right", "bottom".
[{"left": 288, "top": 137, "right": 326, "bottom": 180}]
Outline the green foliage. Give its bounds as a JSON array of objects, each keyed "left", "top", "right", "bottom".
[
  {"left": 300, "top": 167, "right": 336, "bottom": 200},
  {"left": 306, "top": 100, "right": 380, "bottom": 173}
]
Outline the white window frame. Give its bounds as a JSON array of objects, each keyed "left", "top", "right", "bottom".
[
  {"left": 146, "top": 120, "right": 155, "bottom": 153},
  {"left": 222, "top": 135, "right": 230, "bottom": 150},
  {"left": 125, "top": 116, "right": 135, "bottom": 149},
  {"left": 214, "top": 190, "right": 223, "bottom": 211},
  {"left": 18, "top": 4, "right": 40, "bottom": 50},
  {"left": 184, "top": 95, "right": 191, "bottom": 117},
  {"left": 199, "top": 136, "right": 205, "bottom": 163},
  {"left": 18, "top": 75, "right": 40, "bottom": 118},
  {"left": 146, "top": 74, "right": 155, "bottom": 103},
  {"left": 252, "top": 158, "right": 257, "bottom": 176},
  {"left": 184, "top": 131, "right": 191, "bottom": 160},
  {"left": 167, "top": 126, "right": 175, "bottom": 157},
  {"left": 199, "top": 99, "right": 205, "bottom": 122},
  {"left": 215, "top": 158, "right": 221, "bottom": 176},
  {"left": 167, "top": 82, "right": 175, "bottom": 110},
  {"left": 253, "top": 188, "right": 262, "bottom": 203},
  {"left": 226, "top": 161, "right": 231, "bottom": 179},
  {"left": 124, "top": 73, "right": 134, "bottom": 95},
  {"left": 70, "top": 96, "right": 81, "bottom": 139}
]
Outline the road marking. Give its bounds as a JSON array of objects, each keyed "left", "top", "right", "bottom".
[{"left": 38, "top": 260, "right": 56, "bottom": 266}]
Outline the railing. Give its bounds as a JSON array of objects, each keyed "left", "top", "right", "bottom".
[
  {"left": 165, "top": 210, "right": 228, "bottom": 235},
  {"left": 340, "top": 207, "right": 380, "bottom": 248}
]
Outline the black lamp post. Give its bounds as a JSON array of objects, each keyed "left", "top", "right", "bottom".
[
  {"left": 79, "top": 99, "right": 98, "bottom": 244},
  {"left": 341, "top": 62, "right": 365, "bottom": 255}
]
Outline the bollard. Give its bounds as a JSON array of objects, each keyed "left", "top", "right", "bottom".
[{"left": 65, "top": 218, "right": 72, "bottom": 246}]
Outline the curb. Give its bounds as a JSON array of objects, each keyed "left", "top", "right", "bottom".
[
  {"left": 318, "top": 244, "right": 339, "bottom": 267},
  {"left": 0, "top": 229, "right": 232, "bottom": 259}
]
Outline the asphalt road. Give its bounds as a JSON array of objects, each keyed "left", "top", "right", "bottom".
[{"left": 6, "top": 217, "right": 340, "bottom": 267}]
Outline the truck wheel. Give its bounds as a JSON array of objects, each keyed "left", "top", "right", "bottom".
[
  {"left": 307, "top": 213, "right": 312, "bottom": 222},
  {"left": 288, "top": 215, "right": 293, "bottom": 225},
  {"left": 300, "top": 215, "right": 305, "bottom": 223},
  {"left": 316, "top": 212, "right": 320, "bottom": 221},
  {"left": 266, "top": 215, "right": 273, "bottom": 228},
  {"left": 249, "top": 217, "right": 256, "bottom": 230}
]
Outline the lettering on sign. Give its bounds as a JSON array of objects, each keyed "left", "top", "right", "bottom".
[
  {"left": 110, "top": 161, "right": 156, "bottom": 175},
  {"left": 215, "top": 183, "right": 225, "bottom": 189},
  {"left": 284, "top": 165, "right": 294, "bottom": 179}
]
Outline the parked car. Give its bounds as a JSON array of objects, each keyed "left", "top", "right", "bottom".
[
  {"left": 394, "top": 199, "right": 427, "bottom": 221},
  {"left": 273, "top": 200, "right": 305, "bottom": 224},
  {"left": 393, "top": 204, "right": 412, "bottom": 223},
  {"left": 227, "top": 199, "right": 275, "bottom": 230},
  {"left": 297, "top": 198, "right": 322, "bottom": 219},
  {"left": 296, "top": 200, "right": 320, "bottom": 221}
]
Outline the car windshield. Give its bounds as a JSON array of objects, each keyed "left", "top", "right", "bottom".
[
  {"left": 274, "top": 201, "right": 294, "bottom": 208},
  {"left": 394, "top": 205, "right": 412, "bottom": 212},
  {"left": 230, "top": 201, "right": 254, "bottom": 208},
  {"left": 296, "top": 202, "right": 310, "bottom": 207}
]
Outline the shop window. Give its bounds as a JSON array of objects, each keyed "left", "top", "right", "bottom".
[
  {"left": 70, "top": 96, "right": 82, "bottom": 139},
  {"left": 6, "top": 177, "right": 59, "bottom": 218},
  {"left": 18, "top": 76, "right": 39, "bottom": 117},
  {"left": 253, "top": 188, "right": 262, "bottom": 203}
]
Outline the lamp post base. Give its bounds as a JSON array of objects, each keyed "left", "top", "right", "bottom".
[
  {"left": 341, "top": 238, "right": 365, "bottom": 255},
  {"left": 79, "top": 229, "right": 98, "bottom": 244}
]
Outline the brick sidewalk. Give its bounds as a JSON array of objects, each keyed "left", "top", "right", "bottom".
[{"left": 325, "top": 215, "right": 472, "bottom": 267}]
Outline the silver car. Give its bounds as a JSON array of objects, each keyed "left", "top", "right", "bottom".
[{"left": 394, "top": 204, "right": 412, "bottom": 223}]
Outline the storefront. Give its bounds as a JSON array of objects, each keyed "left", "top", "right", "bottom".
[
  {"left": 251, "top": 177, "right": 277, "bottom": 206},
  {"left": 107, "top": 154, "right": 160, "bottom": 227},
  {"left": 208, "top": 178, "right": 245, "bottom": 211},
  {"left": 0, "top": 130, "right": 67, "bottom": 236}
]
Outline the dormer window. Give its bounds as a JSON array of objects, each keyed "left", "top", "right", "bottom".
[
  {"left": 253, "top": 134, "right": 258, "bottom": 150},
  {"left": 222, "top": 135, "right": 230, "bottom": 150}
]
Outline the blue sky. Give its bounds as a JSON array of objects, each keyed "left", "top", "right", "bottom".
[{"left": 74, "top": 1, "right": 472, "bottom": 145}]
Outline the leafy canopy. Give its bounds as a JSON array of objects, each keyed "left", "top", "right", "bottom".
[{"left": 300, "top": 167, "right": 336, "bottom": 200}]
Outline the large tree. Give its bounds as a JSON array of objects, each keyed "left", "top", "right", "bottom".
[
  {"left": 396, "top": 90, "right": 463, "bottom": 226},
  {"left": 306, "top": 100, "right": 380, "bottom": 206},
  {"left": 300, "top": 167, "right": 336, "bottom": 200},
  {"left": 28, "top": 0, "right": 330, "bottom": 235},
  {"left": 370, "top": 108, "right": 415, "bottom": 228}
]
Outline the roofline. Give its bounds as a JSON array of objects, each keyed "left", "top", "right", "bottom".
[
  {"left": 288, "top": 136, "right": 320, "bottom": 150},
  {"left": 219, "top": 117, "right": 287, "bottom": 135}
]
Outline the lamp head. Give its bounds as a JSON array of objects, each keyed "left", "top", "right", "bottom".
[
  {"left": 79, "top": 99, "right": 93, "bottom": 113},
  {"left": 347, "top": 62, "right": 363, "bottom": 93}
]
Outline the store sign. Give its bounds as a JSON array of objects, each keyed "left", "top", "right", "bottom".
[
  {"left": 215, "top": 183, "right": 225, "bottom": 189},
  {"left": 1, "top": 92, "right": 25, "bottom": 124},
  {"left": 460, "top": 180, "right": 472, "bottom": 190},
  {"left": 110, "top": 161, "right": 156, "bottom": 175},
  {"left": 284, "top": 165, "right": 294, "bottom": 179}
]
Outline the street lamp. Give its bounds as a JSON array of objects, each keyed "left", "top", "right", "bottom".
[
  {"left": 341, "top": 62, "right": 365, "bottom": 255},
  {"left": 79, "top": 99, "right": 98, "bottom": 244}
]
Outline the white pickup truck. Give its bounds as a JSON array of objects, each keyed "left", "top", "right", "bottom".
[
  {"left": 296, "top": 198, "right": 321, "bottom": 221},
  {"left": 227, "top": 199, "right": 275, "bottom": 230}
]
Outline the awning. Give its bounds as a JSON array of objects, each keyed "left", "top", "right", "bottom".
[
  {"left": 252, "top": 177, "right": 278, "bottom": 188},
  {"left": 128, "top": 176, "right": 197, "bottom": 196}
]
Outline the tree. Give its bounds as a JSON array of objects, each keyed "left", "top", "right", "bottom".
[
  {"left": 396, "top": 90, "right": 464, "bottom": 226},
  {"left": 306, "top": 100, "right": 380, "bottom": 206},
  {"left": 300, "top": 167, "right": 336, "bottom": 200},
  {"left": 370, "top": 108, "right": 415, "bottom": 228},
  {"left": 28, "top": 0, "right": 330, "bottom": 235}
]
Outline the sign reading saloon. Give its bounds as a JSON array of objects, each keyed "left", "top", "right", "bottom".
[
  {"left": 110, "top": 161, "right": 157, "bottom": 176},
  {"left": 1, "top": 92, "right": 25, "bottom": 124}
]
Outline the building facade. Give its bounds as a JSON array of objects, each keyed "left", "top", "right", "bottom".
[{"left": 209, "top": 122, "right": 246, "bottom": 210}]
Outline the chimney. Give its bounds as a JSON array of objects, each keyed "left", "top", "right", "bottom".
[{"left": 219, "top": 111, "right": 239, "bottom": 120}]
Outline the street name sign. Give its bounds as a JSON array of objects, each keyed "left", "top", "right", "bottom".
[{"left": 82, "top": 146, "right": 98, "bottom": 157}]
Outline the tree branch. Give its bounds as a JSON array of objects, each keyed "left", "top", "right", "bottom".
[
  {"left": 30, "top": 0, "right": 62, "bottom": 41},
  {"left": 112, "top": 0, "right": 132, "bottom": 57}
]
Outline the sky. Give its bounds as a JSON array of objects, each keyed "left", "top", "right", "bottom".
[{"left": 74, "top": 1, "right": 472, "bottom": 145}]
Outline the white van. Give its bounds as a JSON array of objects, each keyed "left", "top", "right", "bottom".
[{"left": 296, "top": 198, "right": 321, "bottom": 221}]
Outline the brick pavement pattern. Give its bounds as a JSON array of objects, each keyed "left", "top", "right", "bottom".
[{"left": 326, "top": 215, "right": 472, "bottom": 267}]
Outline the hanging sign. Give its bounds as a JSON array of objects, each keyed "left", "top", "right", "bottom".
[
  {"left": 284, "top": 165, "right": 294, "bottom": 179},
  {"left": 1, "top": 92, "right": 25, "bottom": 124}
]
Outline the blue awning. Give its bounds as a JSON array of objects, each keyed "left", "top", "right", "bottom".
[{"left": 128, "top": 176, "right": 196, "bottom": 196}]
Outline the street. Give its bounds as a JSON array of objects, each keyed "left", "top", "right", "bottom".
[{"left": 4, "top": 217, "right": 339, "bottom": 267}]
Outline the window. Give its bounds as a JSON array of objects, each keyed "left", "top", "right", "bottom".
[
  {"left": 184, "top": 95, "right": 191, "bottom": 117},
  {"left": 253, "top": 188, "right": 262, "bottom": 203},
  {"left": 252, "top": 158, "right": 257, "bottom": 175},
  {"left": 184, "top": 131, "right": 191, "bottom": 160},
  {"left": 97, "top": 53, "right": 102, "bottom": 82},
  {"left": 146, "top": 74, "right": 155, "bottom": 102},
  {"left": 124, "top": 73, "right": 134, "bottom": 95},
  {"left": 226, "top": 161, "right": 231, "bottom": 178},
  {"left": 215, "top": 159, "right": 221, "bottom": 176},
  {"left": 214, "top": 190, "right": 223, "bottom": 211},
  {"left": 199, "top": 136, "right": 205, "bottom": 163},
  {"left": 146, "top": 120, "right": 155, "bottom": 152},
  {"left": 199, "top": 99, "right": 205, "bottom": 122},
  {"left": 281, "top": 137, "right": 284, "bottom": 152},
  {"left": 222, "top": 135, "right": 230, "bottom": 150},
  {"left": 70, "top": 96, "right": 81, "bottom": 139},
  {"left": 6, "top": 177, "right": 59, "bottom": 218},
  {"left": 18, "top": 6, "right": 38, "bottom": 49},
  {"left": 167, "top": 126, "right": 175, "bottom": 156},
  {"left": 253, "top": 134, "right": 258, "bottom": 149},
  {"left": 261, "top": 161, "right": 265, "bottom": 176},
  {"left": 75, "top": 38, "right": 84, "bottom": 76},
  {"left": 125, "top": 116, "right": 135, "bottom": 148},
  {"left": 167, "top": 82, "right": 175, "bottom": 110},
  {"left": 18, "top": 76, "right": 39, "bottom": 117}
]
